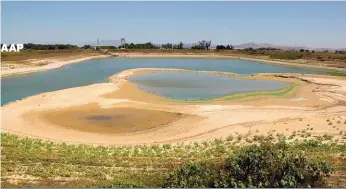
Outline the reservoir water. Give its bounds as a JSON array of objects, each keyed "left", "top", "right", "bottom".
[
  {"left": 1, "top": 58, "right": 326, "bottom": 105},
  {"left": 129, "top": 72, "right": 290, "bottom": 100}
]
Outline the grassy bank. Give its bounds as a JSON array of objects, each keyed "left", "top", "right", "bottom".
[
  {"left": 1, "top": 131, "right": 345, "bottom": 188},
  {"left": 1, "top": 49, "right": 99, "bottom": 62}
]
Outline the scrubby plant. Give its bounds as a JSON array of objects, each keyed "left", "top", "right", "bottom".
[
  {"left": 226, "top": 134, "right": 234, "bottom": 141},
  {"left": 237, "top": 134, "right": 243, "bottom": 141},
  {"left": 162, "top": 144, "right": 172, "bottom": 149},
  {"left": 269, "top": 51, "right": 303, "bottom": 60},
  {"left": 163, "top": 163, "right": 216, "bottom": 188},
  {"left": 163, "top": 142, "right": 332, "bottom": 188}
]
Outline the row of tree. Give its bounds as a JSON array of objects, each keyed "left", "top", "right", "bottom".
[
  {"left": 298, "top": 49, "right": 346, "bottom": 54},
  {"left": 191, "top": 40, "right": 212, "bottom": 50},
  {"left": 23, "top": 43, "right": 79, "bottom": 50},
  {"left": 299, "top": 49, "right": 313, "bottom": 53},
  {"left": 335, "top": 50, "right": 346, "bottom": 54},
  {"left": 81, "top": 45, "right": 118, "bottom": 49},
  {"left": 119, "top": 42, "right": 185, "bottom": 50},
  {"left": 119, "top": 42, "right": 159, "bottom": 49},
  {"left": 161, "top": 42, "right": 184, "bottom": 49},
  {"left": 216, "top": 45, "right": 234, "bottom": 50}
]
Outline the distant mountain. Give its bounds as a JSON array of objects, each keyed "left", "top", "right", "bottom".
[
  {"left": 233, "top": 42, "right": 345, "bottom": 52},
  {"left": 234, "top": 43, "right": 264, "bottom": 49},
  {"left": 233, "top": 43, "right": 306, "bottom": 50}
]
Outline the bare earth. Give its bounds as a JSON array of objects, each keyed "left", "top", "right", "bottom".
[
  {"left": 1, "top": 54, "right": 110, "bottom": 77},
  {"left": 2, "top": 68, "right": 346, "bottom": 145}
]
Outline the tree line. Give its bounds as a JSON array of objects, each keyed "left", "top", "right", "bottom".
[
  {"left": 119, "top": 42, "right": 159, "bottom": 49},
  {"left": 216, "top": 45, "right": 234, "bottom": 50},
  {"left": 161, "top": 42, "right": 184, "bottom": 49},
  {"left": 119, "top": 42, "right": 184, "bottom": 49},
  {"left": 23, "top": 43, "right": 79, "bottom": 50}
]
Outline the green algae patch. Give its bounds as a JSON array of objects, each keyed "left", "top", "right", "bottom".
[
  {"left": 326, "top": 71, "right": 346, "bottom": 77},
  {"left": 175, "top": 83, "right": 296, "bottom": 104},
  {"left": 223, "top": 84, "right": 296, "bottom": 101}
]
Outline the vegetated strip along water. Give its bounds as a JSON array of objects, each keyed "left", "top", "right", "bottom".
[
  {"left": 1, "top": 58, "right": 326, "bottom": 105},
  {"left": 129, "top": 72, "right": 290, "bottom": 100}
]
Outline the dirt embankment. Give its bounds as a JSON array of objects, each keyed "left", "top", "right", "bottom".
[{"left": 1, "top": 51, "right": 111, "bottom": 77}]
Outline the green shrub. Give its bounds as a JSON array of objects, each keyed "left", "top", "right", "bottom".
[
  {"left": 218, "top": 143, "right": 331, "bottom": 187},
  {"left": 163, "top": 142, "right": 332, "bottom": 188},
  {"left": 226, "top": 134, "right": 234, "bottom": 141},
  {"left": 98, "top": 180, "right": 145, "bottom": 188},
  {"left": 162, "top": 144, "right": 172, "bottom": 149},
  {"left": 163, "top": 163, "right": 216, "bottom": 188}
]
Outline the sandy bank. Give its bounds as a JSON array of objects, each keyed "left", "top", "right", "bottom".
[
  {"left": 1, "top": 55, "right": 110, "bottom": 77},
  {"left": 2, "top": 68, "right": 346, "bottom": 145}
]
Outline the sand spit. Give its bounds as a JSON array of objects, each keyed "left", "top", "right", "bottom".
[
  {"left": 2, "top": 68, "right": 346, "bottom": 145},
  {"left": 1, "top": 55, "right": 110, "bottom": 77}
]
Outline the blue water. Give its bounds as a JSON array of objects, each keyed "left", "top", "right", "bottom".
[
  {"left": 129, "top": 72, "right": 290, "bottom": 100},
  {"left": 1, "top": 58, "right": 326, "bottom": 105}
]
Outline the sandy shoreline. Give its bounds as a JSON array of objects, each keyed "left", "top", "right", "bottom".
[
  {"left": 2, "top": 68, "right": 346, "bottom": 145},
  {"left": 1, "top": 54, "right": 110, "bottom": 77}
]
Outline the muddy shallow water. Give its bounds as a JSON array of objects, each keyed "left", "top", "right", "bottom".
[{"left": 39, "top": 104, "right": 187, "bottom": 134}]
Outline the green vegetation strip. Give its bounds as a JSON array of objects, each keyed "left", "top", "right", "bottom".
[
  {"left": 179, "top": 84, "right": 296, "bottom": 104},
  {"left": 326, "top": 71, "right": 346, "bottom": 77},
  {"left": 223, "top": 84, "right": 296, "bottom": 101},
  {"left": 1, "top": 132, "right": 345, "bottom": 188}
]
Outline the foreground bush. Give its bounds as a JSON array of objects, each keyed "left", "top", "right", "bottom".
[
  {"left": 163, "top": 142, "right": 332, "bottom": 188},
  {"left": 163, "top": 163, "right": 216, "bottom": 188}
]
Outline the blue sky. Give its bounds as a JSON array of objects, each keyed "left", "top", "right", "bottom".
[{"left": 2, "top": 1, "right": 346, "bottom": 48}]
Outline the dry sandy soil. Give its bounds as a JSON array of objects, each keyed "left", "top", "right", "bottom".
[
  {"left": 1, "top": 54, "right": 110, "bottom": 77},
  {"left": 2, "top": 68, "right": 346, "bottom": 145}
]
